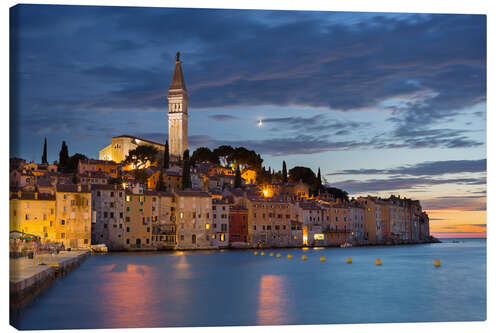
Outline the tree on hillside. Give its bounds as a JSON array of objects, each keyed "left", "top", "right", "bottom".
[
  {"left": 163, "top": 139, "right": 169, "bottom": 169},
  {"left": 288, "top": 166, "right": 317, "bottom": 188},
  {"left": 183, "top": 149, "right": 190, "bottom": 161},
  {"left": 282, "top": 160, "right": 288, "bottom": 183},
  {"left": 234, "top": 166, "right": 242, "bottom": 188},
  {"left": 157, "top": 171, "right": 167, "bottom": 191},
  {"left": 59, "top": 141, "right": 69, "bottom": 170},
  {"left": 213, "top": 145, "right": 234, "bottom": 167},
  {"left": 316, "top": 167, "right": 323, "bottom": 194},
  {"left": 191, "top": 147, "right": 219, "bottom": 164},
  {"left": 124, "top": 145, "right": 158, "bottom": 169},
  {"left": 65, "top": 153, "right": 87, "bottom": 173},
  {"left": 325, "top": 187, "right": 349, "bottom": 202},
  {"left": 133, "top": 169, "right": 149, "bottom": 185},
  {"left": 182, "top": 160, "right": 192, "bottom": 189},
  {"left": 41, "top": 138, "right": 48, "bottom": 164}
]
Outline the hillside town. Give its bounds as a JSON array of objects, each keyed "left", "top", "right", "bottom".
[{"left": 9, "top": 53, "right": 432, "bottom": 253}]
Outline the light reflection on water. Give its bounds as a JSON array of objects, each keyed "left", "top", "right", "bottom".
[
  {"left": 258, "top": 275, "right": 287, "bottom": 325},
  {"left": 10, "top": 239, "right": 486, "bottom": 330}
]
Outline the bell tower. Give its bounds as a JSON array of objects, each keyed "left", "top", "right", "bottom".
[{"left": 167, "top": 52, "right": 189, "bottom": 161}]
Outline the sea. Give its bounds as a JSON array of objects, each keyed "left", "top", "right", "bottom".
[{"left": 10, "top": 238, "right": 486, "bottom": 330}]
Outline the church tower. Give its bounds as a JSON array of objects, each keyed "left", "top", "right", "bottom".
[{"left": 167, "top": 52, "right": 189, "bottom": 161}]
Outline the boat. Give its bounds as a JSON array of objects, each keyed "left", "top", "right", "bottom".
[{"left": 340, "top": 242, "right": 352, "bottom": 248}]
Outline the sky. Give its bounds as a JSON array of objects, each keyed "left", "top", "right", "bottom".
[{"left": 9, "top": 4, "right": 486, "bottom": 237}]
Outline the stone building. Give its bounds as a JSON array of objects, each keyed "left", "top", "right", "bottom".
[
  {"left": 174, "top": 190, "right": 214, "bottom": 250},
  {"left": 90, "top": 184, "right": 126, "bottom": 250},
  {"left": 228, "top": 204, "right": 248, "bottom": 245},
  {"left": 9, "top": 191, "right": 56, "bottom": 242},
  {"left": 99, "top": 135, "right": 164, "bottom": 163},
  {"left": 245, "top": 197, "right": 297, "bottom": 248},
  {"left": 152, "top": 192, "right": 177, "bottom": 249},
  {"left": 123, "top": 188, "right": 158, "bottom": 249},
  {"left": 349, "top": 201, "right": 367, "bottom": 244},
  {"left": 211, "top": 198, "right": 230, "bottom": 248},
  {"left": 296, "top": 201, "right": 327, "bottom": 247},
  {"left": 55, "top": 184, "right": 92, "bottom": 249}
]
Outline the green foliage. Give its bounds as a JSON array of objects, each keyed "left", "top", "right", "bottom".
[
  {"left": 157, "top": 171, "right": 167, "bottom": 191},
  {"left": 182, "top": 160, "right": 192, "bottom": 189},
  {"left": 72, "top": 172, "right": 78, "bottom": 184},
  {"left": 234, "top": 166, "right": 242, "bottom": 188},
  {"left": 213, "top": 145, "right": 233, "bottom": 166},
  {"left": 64, "top": 153, "right": 87, "bottom": 173},
  {"left": 325, "top": 187, "right": 349, "bottom": 202},
  {"left": 59, "top": 141, "right": 69, "bottom": 170},
  {"left": 133, "top": 169, "right": 149, "bottom": 185},
  {"left": 108, "top": 177, "right": 123, "bottom": 185},
  {"left": 282, "top": 160, "right": 288, "bottom": 183},
  {"left": 212, "top": 145, "right": 263, "bottom": 170},
  {"left": 288, "top": 166, "right": 317, "bottom": 188},
  {"left": 163, "top": 139, "right": 169, "bottom": 169},
  {"left": 42, "top": 137, "right": 48, "bottom": 164},
  {"left": 124, "top": 145, "right": 159, "bottom": 169},
  {"left": 256, "top": 166, "right": 272, "bottom": 185},
  {"left": 183, "top": 149, "right": 190, "bottom": 161},
  {"left": 191, "top": 147, "right": 219, "bottom": 164}
]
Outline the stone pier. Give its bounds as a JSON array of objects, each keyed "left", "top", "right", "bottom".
[{"left": 10, "top": 250, "right": 90, "bottom": 309}]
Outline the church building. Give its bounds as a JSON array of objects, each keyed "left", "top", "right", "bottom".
[{"left": 99, "top": 52, "right": 189, "bottom": 164}]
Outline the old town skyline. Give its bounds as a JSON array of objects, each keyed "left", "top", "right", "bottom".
[{"left": 10, "top": 5, "right": 486, "bottom": 237}]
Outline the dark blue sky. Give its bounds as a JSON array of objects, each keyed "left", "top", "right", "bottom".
[{"left": 10, "top": 5, "right": 486, "bottom": 217}]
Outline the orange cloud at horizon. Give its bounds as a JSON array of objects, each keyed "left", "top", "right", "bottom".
[{"left": 427, "top": 209, "right": 486, "bottom": 238}]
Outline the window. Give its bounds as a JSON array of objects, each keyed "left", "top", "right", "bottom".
[
  {"left": 205, "top": 223, "right": 210, "bottom": 230},
  {"left": 60, "top": 233, "right": 65, "bottom": 239},
  {"left": 97, "top": 191, "right": 101, "bottom": 197},
  {"left": 126, "top": 217, "right": 130, "bottom": 222},
  {"left": 180, "top": 235, "right": 184, "bottom": 241},
  {"left": 110, "top": 212, "right": 114, "bottom": 218},
  {"left": 275, "top": 225, "right": 279, "bottom": 230},
  {"left": 84, "top": 239, "right": 88, "bottom": 244},
  {"left": 61, "top": 219, "right": 65, "bottom": 225},
  {"left": 104, "top": 212, "right": 108, "bottom": 218},
  {"left": 120, "top": 212, "right": 123, "bottom": 218},
  {"left": 126, "top": 227, "right": 130, "bottom": 232},
  {"left": 126, "top": 207, "right": 130, "bottom": 212},
  {"left": 110, "top": 192, "right": 114, "bottom": 197},
  {"left": 253, "top": 226, "right": 256, "bottom": 230},
  {"left": 267, "top": 225, "right": 271, "bottom": 230},
  {"left": 126, "top": 239, "right": 130, "bottom": 244}
]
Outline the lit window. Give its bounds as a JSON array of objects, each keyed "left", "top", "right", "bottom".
[{"left": 205, "top": 223, "right": 210, "bottom": 230}]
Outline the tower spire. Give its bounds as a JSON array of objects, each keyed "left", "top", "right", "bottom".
[{"left": 169, "top": 51, "right": 187, "bottom": 93}]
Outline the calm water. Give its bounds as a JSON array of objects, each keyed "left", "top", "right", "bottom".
[{"left": 11, "top": 238, "right": 486, "bottom": 329}]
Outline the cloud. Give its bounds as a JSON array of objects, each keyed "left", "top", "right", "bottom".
[
  {"left": 262, "top": 114, "right": 366, "bottom": 135},
  {"left": 10, "top": 6, "right": 486, "bottom": 161},
  {"left": 328, "top": 177, "right": 486, "bottom": 195},
  {"left": 209, "top": 114, "right": 239, "bottom": 121},
  {"left": 330, "top": 159, "right": 486, "bottom": 176},
  {"left": 422, "top": 195, "right": 486, "bottom": 211}
]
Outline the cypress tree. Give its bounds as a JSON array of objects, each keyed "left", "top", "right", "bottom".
[
  {"left": 182, "top": 160, "right": 192, "bottom": 189},
  {"left": 183, "top": 149, "right": 190, "bottom": 161},
  {"left": 282, "top": 160, "right": 288, "bottom": 183},
  {"left": 41, "top": 137, "right": 48, "bottom": 164},
  {"left": 163, "top": 139, "right": 169, "bottom": 169},
  {"left": 234, "top": 166, "right": 242, "bottom": 188},
  {"left": 316, "top": 167, "right": 322, "bottom": 195},
  {"left": 157, "top": 171, "right": 167, "bottom": 191},
  {"left": 59, "top": 141, "right": 69, "bottom": 171}
]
